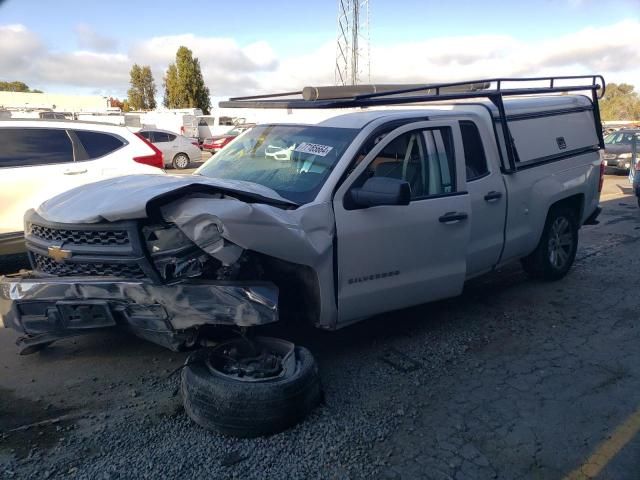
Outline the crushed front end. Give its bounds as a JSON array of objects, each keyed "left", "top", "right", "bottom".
[{"left": 0, "top": 210, "right": 278, "bottom": 353}]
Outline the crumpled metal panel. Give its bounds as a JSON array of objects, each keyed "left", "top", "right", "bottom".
[
  {"left": 0, "top": 276, "right": 278, "bottom": 330},
  {"left": 160, "top": 194, "right": 335, "bottom": 267}
]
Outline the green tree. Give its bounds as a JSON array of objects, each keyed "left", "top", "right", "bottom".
[
  {"left": 599, "top": 83, "right": 640, "bottom": 121},
  {"left": 162, "top": 46, "right": 211, "bottom": 114},
  {"left": 127, "top": 64, "right": 156, "bottom": 110},
  {"left": 141, "top": 66, "right": 157, "bottom": 110},
  {"left": 163, "top": 64, "right": 179, "bottom": 108},
  {"left": 0, "top": 81, "right": 42, "bottom": 93}
]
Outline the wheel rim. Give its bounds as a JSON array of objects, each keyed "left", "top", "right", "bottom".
[
  {"left": 175, "top": 155, "right": 188, "bottom": 168},
  {"left": 548, "top": 216, "right": 573, "bottom": 270},
  {"left": 205, "top": 337, "right": 296, "bottom": 382}
]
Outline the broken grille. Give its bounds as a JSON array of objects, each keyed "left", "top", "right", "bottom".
[
  {"left": 29, "top": 224, "right": 130, "bottom": 246},
  {"left": 33, "top": 254, "right": 145, "bottom": 278}
]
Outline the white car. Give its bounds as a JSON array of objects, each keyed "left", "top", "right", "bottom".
[
  {"left": 138, "top": 128, "right": 202, "bottom": 169},
  {"left": 0, "top": 119, "right": 165, "bottom": 254}
]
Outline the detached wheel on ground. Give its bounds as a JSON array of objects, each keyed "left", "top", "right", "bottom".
[
  {"left": 172, "top": 153, "right": 190, "bottom": 169},
  {"left": 181, "top": 336, "right": 322, "bottom": 438},
  {"left": 521, "top": 206, "right": 578, "bottom": 280}
]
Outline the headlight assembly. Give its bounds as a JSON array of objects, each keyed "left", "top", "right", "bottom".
[
  {"left": 143, "top": 224, "right": 192, "bottom": 254},
  {"left": 143, "top": 224, "right": 209, "bottom": 282}
]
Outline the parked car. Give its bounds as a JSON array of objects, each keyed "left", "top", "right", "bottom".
[
  {"left": 201, "top": 124, "right": 255, "bottom": 153},
  {"left": 601, "top": 129, "right": 640, "bottom": 173},
  {"left": 0, "top": 76, "right": 604, "bottom": 436},
  {"left": 0, "top": 119, "right": 165, "bottom": 255},
  {"left": 138, "top": 128, "right": 201, "bottom": 169}
]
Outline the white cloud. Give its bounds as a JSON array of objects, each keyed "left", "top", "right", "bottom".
[
  {"left": 129, "top": 34, "right": 279, "bottom": 96},
  {"left": 75, "top": 24, "right": 118, "bottom": 52},
  {"left": 0, "top": 20, "right": 638, "bottom": 100},
  {"left": 0, "top": 24, "right": 43, "bottom": 79}
]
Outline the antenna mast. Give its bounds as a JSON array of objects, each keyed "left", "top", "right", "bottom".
[{"left": 335, "top": 0, "right": 370, "bottom": 86}]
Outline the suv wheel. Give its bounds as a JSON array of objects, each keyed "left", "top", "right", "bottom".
[
  {"left": 172, "top": 153, "right": 190, "bottom": 169},
  {"left": 521, "top": 206, "right": 578, "bottom": 281}
]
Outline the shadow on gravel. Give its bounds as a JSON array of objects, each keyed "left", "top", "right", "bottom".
[{"left": 0, "top": 387, "right": 73, "bottom": 458}]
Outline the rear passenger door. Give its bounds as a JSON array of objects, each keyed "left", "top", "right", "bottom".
[
  {"left": 460, "top": 120, "right": 507, "bottom": 277},
  {"left": 70, "top": 129, "right": 127, "bottom": 180},
  {"left": 333, "top": 121, "right": 471, "bottom": 324}
]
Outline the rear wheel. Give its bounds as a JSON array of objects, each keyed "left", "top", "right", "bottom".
[
  {"left": 172, "top": 153, "right": 190, "bottom": 169},
  {"left": 521, "top": 206, "right": 578, "bottom": 281}
]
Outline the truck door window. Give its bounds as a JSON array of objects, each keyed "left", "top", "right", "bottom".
[
  {"left": 354, "top": 127, "right": 456, "bottom": 200},
  {"left": 460, "top": 121, "right": 489, "bottom": 181}
]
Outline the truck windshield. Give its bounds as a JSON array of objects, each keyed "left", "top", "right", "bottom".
[{"left": 196, "top": 124, "right": 359, "bottom": 204}]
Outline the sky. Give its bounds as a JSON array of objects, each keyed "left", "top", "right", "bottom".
[{"left": 0, "top": 0, "right": 638, "bottom": 102}]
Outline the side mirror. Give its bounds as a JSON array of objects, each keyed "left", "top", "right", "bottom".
[{"left": 350, "top": 177, "right": 411, "bottom": 208}]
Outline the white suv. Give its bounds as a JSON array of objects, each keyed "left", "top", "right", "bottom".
[{"left": 0, "top": 119, "right": 166, "bottom": 254}]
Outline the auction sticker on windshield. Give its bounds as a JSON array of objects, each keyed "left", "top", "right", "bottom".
[{"left": 294, "top": 142, "right": 333, "bottom": 157}]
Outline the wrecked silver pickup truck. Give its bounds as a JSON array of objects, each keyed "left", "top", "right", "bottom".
[{"left": 1, "top": 77, "right": 605, "bottom": 355}]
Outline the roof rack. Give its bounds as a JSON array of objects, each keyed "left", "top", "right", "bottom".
[{"left": 220, "top": 75, "right": 606, "bottom": 174}]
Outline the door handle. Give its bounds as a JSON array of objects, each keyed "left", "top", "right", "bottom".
[
  {"left": 439, "top": 212, "right": 468, "bottom": 224},
  {"left": 63, "top": 169, "right": 88, "bottom": 175},
  {"left": 484, "top": 191, "right": 503, "bottom": 202}
]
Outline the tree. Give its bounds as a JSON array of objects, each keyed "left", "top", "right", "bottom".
[
  {"left": 0, "top": 81, "right": 42, "bottom": 93},
  {"left": 141, "top": 66, "right": 157, "bottom": 110},
  {"left": 108, "top": 97, "right": 124, "bottom": 109},
  {"left": 127, "top": 64, "right": 157, "bottom": 110},
  {"left": 599, "top": 83, "right": 640, "bottom": 121},
  {"left": 162, "top": 46, "right": 211, "bottom": 114},
  {"left": 163, "top": 64, "right": 179, "bottom": 108}
]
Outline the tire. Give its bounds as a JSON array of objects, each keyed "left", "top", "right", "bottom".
[
  {"left": 521, "top": 206, "right": 578, "bottom": 281},
  {"left": 172, "top": 153, "right": 190, "bottom": 169},
  {"left": 181, "top": 338, "right": 322, "bottom": 438}
]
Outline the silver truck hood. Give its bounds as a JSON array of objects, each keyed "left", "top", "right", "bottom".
[
  {"left": 36, "top": 173, "right": 335, "bottom": 276},
  {"left": 37, "top": 174, "right": 296, "bottom": 224}
]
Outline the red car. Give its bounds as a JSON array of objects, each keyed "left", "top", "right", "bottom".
[{"left": 202, "top": 124, "right": 254, "bottom": 153}]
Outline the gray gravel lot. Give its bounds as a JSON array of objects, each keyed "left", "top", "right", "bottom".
[{"left": 1, "top": 175, "right": 639, "bottom": 479}]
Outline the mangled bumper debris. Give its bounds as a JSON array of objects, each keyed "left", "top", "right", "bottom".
[
  {"left": 0, "top": 274, "right": 278, "bottom": 352},
  {"left": 0, "top": 174, "right": 336, "bottom": 352}
]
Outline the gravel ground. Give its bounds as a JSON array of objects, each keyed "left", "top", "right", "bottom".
[
  {"left": 1, "top": 278, "right": 489, "bottom": 479},
  {"left": 1, "top": 175, "right": 639, "bottom": 479}
]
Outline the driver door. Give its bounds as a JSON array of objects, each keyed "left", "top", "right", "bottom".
[{"left": 333, "top": 121, "right": 471, "bottom": 324}]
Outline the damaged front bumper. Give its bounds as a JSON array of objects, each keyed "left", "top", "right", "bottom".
[{"left": 0, "top": 274, "right": 278, "bottom": 352}]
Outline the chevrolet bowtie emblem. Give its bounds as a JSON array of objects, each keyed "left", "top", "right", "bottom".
[{"left": 48, "top": 245, "right": 72, "bottom": 263}]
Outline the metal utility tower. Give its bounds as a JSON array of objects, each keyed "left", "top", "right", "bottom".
[{"left": 335, "top": 0, "right": 370, "bottom": 86}]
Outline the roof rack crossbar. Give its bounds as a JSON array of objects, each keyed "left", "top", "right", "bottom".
[
  {"left": 350, "top": 75, "right": 606, "bottom": 101},
  {"left": 220, "top": 84, "right": 603, "bottom": 110},
  {"left": 220, "top": 75, "right": 605, "bottom": 110}
]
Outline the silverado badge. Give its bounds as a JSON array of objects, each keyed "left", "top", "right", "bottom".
[{"left": 48, "top": 245, "right": 72, "bottom": 263}]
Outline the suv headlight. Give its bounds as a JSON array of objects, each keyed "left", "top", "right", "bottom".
[{"left": 618, "top": 153, "right": 633, "bottom": 159}]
